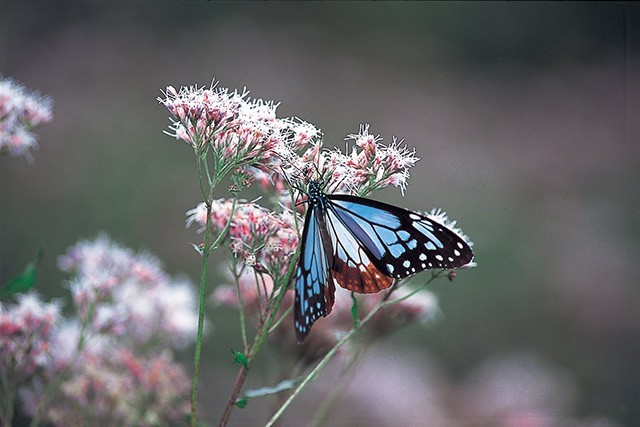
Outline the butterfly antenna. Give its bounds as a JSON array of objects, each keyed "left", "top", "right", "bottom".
[
  {"left": 281, "top": 166, "right": 306, "bottom": 194},
  {"left": 327, "top": 173, "right": 350, "bottom": 194}
]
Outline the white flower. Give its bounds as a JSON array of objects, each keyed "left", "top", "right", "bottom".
[{"left": 0, "top": 77, "right": 53, "bottom": 160}]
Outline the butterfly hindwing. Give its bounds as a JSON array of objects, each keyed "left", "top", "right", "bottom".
[
  {"left": 327, "top": 195, "right": 473, "bottom": 279},
  {"left": 324, "top": 206, "right": 394, "bottom": 294}
]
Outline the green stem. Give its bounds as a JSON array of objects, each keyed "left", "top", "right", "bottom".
[
  {"left": 190, "top": 200, "right": 212, "bottom": 427},
  {"left": 233, "top": 263, "right": 249, "bottom": 353},
  {"left": 267, "top": 304, "right": 293, "bottom": 335},
  {"left": 1, "top": 361, "right": 17, "bottom": 427},
  {"left": 191, "top": 193, "right": 237, "bottom": 427},
  {"left": 250, "top": 247, "right": 300, "bottom": 362},
  {"left": 217, "top": 246, "right": 300, "bottom": 427},
  {"left": 196, "top": 153, "right": 208, "bottom": 202},
  {"left": 253, "top": 269, "right": 265, "bottom": 323},
  {"left": 264, "top": 319, "right": 357, "bottom": 427}
]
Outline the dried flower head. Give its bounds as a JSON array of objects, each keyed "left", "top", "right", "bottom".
[{"left": 0, "top": 77, "right": 53, "bottom": 160}]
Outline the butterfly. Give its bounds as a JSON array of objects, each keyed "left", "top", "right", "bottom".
[{"left": 293, "top": 180, "right": 474, "bottom": 342}]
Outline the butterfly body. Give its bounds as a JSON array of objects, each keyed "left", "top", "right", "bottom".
[{"left": 294, "top": 181, "right": 473, "bottom": 342}]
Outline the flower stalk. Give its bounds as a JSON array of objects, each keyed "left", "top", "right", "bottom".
[{"left": 217, "top": 245, "right": 300, "bottom": 427}]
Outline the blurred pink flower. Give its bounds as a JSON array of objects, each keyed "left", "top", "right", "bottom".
[
  {"left": 12, "top": 236, "right": 197, "bottom": 426},
  {"left": 0, "top": 293, "right": 61, "bottom": 379},
  {"left": 364, "top": 286, "right": 441, "bottom": 337},
  {"left": 456, "top": 353, "right": 579, "bottom": 426},
  {"left": 213, "top": 270, "right": 292, "bottom": 316},
  {"left": 311, "top": 349, "right": 619, "bottom": 427},
  {"left": 22, "top": 346, "right": 190, "bottom": 426},
  {"left": 0, "top": 77, "right": 52, "bottom": 159},
  {"left": 59, "top": 235, "right": 198, "bottom": 349}
]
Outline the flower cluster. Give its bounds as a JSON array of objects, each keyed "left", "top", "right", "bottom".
[
  {"left": 159, "top": 82, "right": 320, "bottom": 178},
  {"left": 319, "top": 124, "right": 419, "bottom": 196},
  {"left": 0, "top": 77, "right": 53, "bottom": 159},
  {"left": 21, "top": 347, "right": 190, "bottom": 426},
  {"left": 0, "top": 294, "right": 61, "bottom": 381},
  {"left": 187, "top": 200, "right": 299, "bottom": 278},
  {"left": 5, "top": 236, "right": 196, "bottom": 426},
  {"left": 58, "top": 235, "right": 198, "bottom": 349}
]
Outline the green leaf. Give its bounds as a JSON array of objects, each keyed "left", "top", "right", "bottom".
[
  {"left": 235, "top": 397, "right": 248, "bottom": 409},
  {"left": 231, "top": 349, "right": 248, "bottom": 368},
  {"left": 350, "top": 291, "right": 359, "bottom": 329},
  {"left": 0, "top": 248, "right": 43, "bottom": 298}
]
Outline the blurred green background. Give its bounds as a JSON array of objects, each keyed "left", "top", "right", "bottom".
[{"left": 1, "top": 2, "right": 638, "bottom": 426}]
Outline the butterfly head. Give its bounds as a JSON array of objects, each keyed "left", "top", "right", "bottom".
[{"left": 307, "top": 179, "right": 323, "bottom": 200}]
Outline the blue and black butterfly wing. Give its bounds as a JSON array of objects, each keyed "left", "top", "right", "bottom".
[
  {"left": 294, "top": 204, "right": 335, "bottom": 342},
  {"left": 326, "top": 194, "right": 474, "bottom": 281},
  {"left": 294, "top": 187, "right": 474, "bottom": 342},
  {"left": 322, "top": 204, "right": 395, "bottom": 294}
]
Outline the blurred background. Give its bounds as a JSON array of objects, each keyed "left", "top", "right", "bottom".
[{"left": 1, "top": 2, "right": 638, "bottom": 426}]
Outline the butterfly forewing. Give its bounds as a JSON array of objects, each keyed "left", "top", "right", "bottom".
[
  {"left": 327, "top": 195, "right": 473, "bottom": 279},
  {"left": 294, "top": 206, "right": 334, "bottom": 342}
]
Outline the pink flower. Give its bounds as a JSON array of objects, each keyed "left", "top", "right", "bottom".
[
  {"left": 187, "top": 201, "right": 299, "bottom": 278},
  {"left": 159, "top": 82, "right": 321, "bottom": 178},
  {"left": 160, "top": 81, "right": 322, "bottom": 205},
  {"left": 22, "top": 346, "right": 190, "bottom": 426},
  {"left": 0, "top": 77, "right": 53, "bottom": 160},
  {"left": 317, "top": 124, "right": 419, "bottom": 196},
  {"left": 0, "top": 294, "right": 61, "bottom": 379},
  {"left": 457, "top": 353, "right": 578, "bottom": 425}
]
